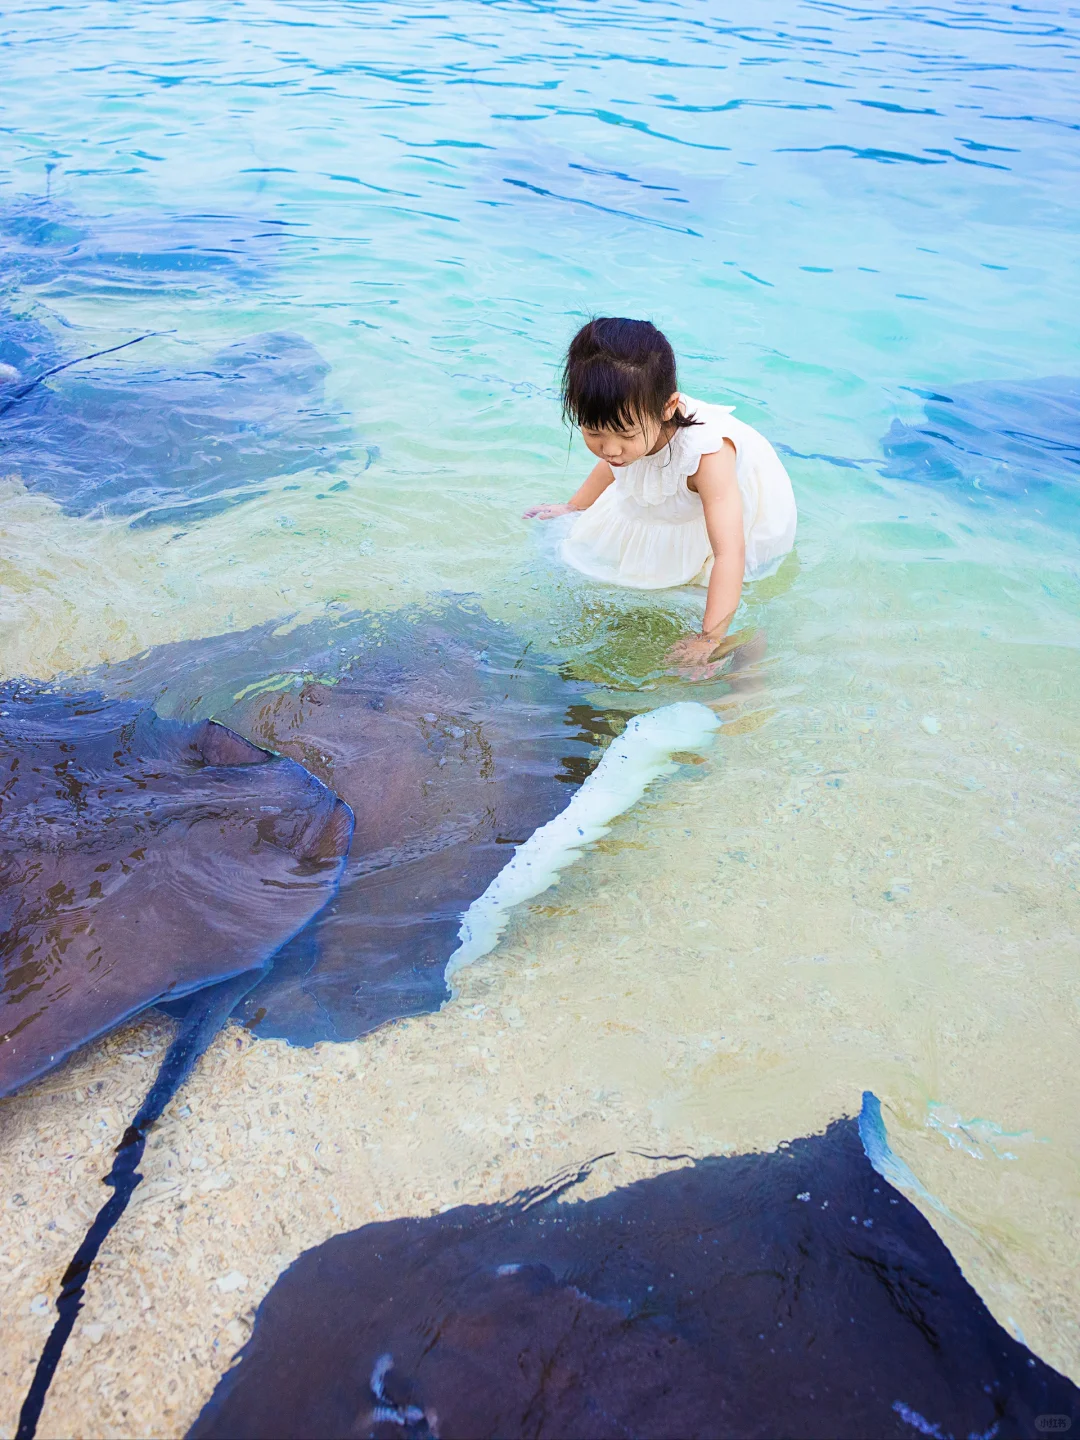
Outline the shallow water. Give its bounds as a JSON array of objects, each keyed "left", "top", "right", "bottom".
[{"left": 1, "top": 0, "right": 1079, "bottom": 1430}]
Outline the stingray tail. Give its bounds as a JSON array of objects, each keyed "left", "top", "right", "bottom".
[{"left": 15, "top": 970, "right": 260, "bottom": 1440}]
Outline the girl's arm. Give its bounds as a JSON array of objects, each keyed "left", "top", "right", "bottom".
[
  {"left": 696, "top": 441, "right": 745, "bottom": 636},
  {"left": 523, "top": 459, "right": 614, "bottom": 520},
  {"left": 669, "top": 440, "right": 745, "bottom": 669}
]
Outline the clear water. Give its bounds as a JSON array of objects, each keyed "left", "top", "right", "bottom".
[{"left": 2, "top": 0, "right": 1079, "bottom": 1406}]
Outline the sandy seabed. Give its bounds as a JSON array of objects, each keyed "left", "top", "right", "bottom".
[{"left": 2, "top": 630, "right": 1078, "bottom": 1439}]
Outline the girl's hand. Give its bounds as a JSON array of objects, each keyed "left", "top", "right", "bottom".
[
  {"left": 666, "top": 627, "right": 764, "bottom": 683},
  {"left": 523, "top": 501, "right": 576, "bottom": 520},
  {"left": 666, "top": 632, "right": 727, "bottom": 680}
]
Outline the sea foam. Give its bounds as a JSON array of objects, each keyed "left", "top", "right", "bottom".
[{"left": 444, "top": 701, "right": 721, "bottom": 987}]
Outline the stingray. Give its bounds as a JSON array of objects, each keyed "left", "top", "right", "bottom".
[
  {"left": 0, "top": 308, "right": 63, "bottom": 385},
  {"left": 0, "top": 325, "right": 356, "bottom": 527},
  {"left": 0, "top": 685, "right": 352, "bottom": 1099},
  {"left": 881, "top": 375, "right": 1080, "bottom": 522},
  {"left": 191, "top": 1104, "right": 1080, "bottom": 1440},
  {"left": 91, "top": 602, "right": 615, "bottom": 1043}
]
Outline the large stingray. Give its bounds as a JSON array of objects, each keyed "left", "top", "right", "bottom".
[
  {"left": 0, "top": 324, "right": 356, "bottom": 528},
  {"left": 881, "top": 376, "right": 1080, "bottom": 522},
  {"left": 191, "top": 1108, "right": 1079, "bottom": 1440},
  {"left": 1, "top": 189, "right": 355, "bottom": 528},
  {"left": 0, "top": 685, "right": 352, "bottom": 1098},
  {"left": 2, "top": 675, "right": 355, "bottom": 1440},
  {"left": 228, "top": 648, "right": 607, "bottom": 1041},
  {"left": 101, "top": 602, "right": 612, "bottom": 1043}
]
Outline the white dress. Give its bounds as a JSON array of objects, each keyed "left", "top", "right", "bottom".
[{"left": 560, "top": 395, "right": 797, "bottom": 590}]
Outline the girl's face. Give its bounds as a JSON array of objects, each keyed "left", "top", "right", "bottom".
[{"left": 579, "top": 392, "right": 680, "bottom": 468}]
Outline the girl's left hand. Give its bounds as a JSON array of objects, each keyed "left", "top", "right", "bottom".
[
  {"left": 666, "top": 632, "right": 726, "bottom": 679},
  {"left": 667, "top": 628, "right": 765, "bottom": 683}
]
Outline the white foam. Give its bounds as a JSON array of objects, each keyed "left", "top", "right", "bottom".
[{"left": 443, "top": 701, "right": 721, "bottom": 988}]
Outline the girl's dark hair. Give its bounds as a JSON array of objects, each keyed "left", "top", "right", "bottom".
[{"left": 562, "top": 317, "right": 700, "bottom": 434}]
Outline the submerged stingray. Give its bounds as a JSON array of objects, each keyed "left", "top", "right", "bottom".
[
  {"left": 107, "top": 602, "right": 614, "bottom": 1043},
  {"left": 881, "top": 376, "right": 1080, "bottom": 519},
  {"left": 0, "top": 326, "right": 355, "bottom": 527},
  {"left": 0, "top": 686, "right": 352, "bottom": 1098},
  {"left": 191, "top": 1112, "right": 1079, "bottom": 1440}
]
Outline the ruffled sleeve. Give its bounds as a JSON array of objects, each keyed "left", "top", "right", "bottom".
[
  {"left": 673, "top": 399, "right": 737, "bottom": 472},
  {"left": 628, "top": 398, "right": 737, "bottom": 506}
]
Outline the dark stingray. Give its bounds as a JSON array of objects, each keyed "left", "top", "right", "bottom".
[
  {"left": 0, "top": 684, "right": 352, "bottom": 1099},
  {"left": 93, "top": 601, "right": 613, "bottom": 1044},
  {"left": 881, "top": 376, "right": 1080, "bottom": 521},
  {"left": 0, "top": 193, "right": 294, "bottom": 295},
  {"left": 191, "top": 1104, "right": 1079, "bottom": 1440},
  {"left": 0, "top": 326, "right": 356, "bottom": 527}
]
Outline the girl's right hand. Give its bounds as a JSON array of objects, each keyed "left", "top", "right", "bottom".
[{"left": 523, "top": 501, "right": 575, "bottom": 520}]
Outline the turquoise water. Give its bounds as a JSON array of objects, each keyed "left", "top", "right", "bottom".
[{"left": 2, "top": 0, "right": 1080, "bottom": 1424}]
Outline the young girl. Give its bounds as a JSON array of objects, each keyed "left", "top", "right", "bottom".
[{"left": 525, "top": 318, "right": 797, "bottom": 670}]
